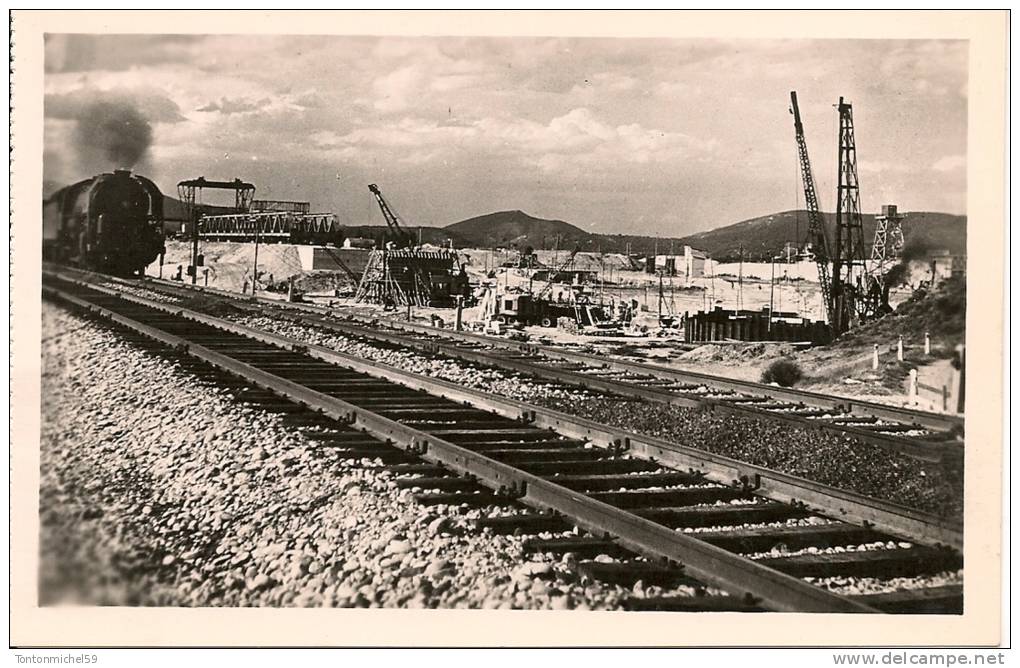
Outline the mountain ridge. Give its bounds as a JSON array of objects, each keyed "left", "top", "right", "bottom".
[{"left": 440, "top": 208, "right": 967, "bottom": 260}]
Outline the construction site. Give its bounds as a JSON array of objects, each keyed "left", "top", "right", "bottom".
[
  {"left": 146, "top": 91, "right": 966, "bottom": 414},
  {"left": 34, "top": 26, "right": 996, "bottom": 629}
]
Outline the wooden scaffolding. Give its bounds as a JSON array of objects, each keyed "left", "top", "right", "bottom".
[{"left": 354, "top": 249, "right": 464, "bottom": 307}]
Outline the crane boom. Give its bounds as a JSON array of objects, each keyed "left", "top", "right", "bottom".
[
  {"left": 789, "top": 91, "right": 834, "bottom": 325},
  {"left": 368, "top": 184, "right": 415, "bottom": 248},
  {"left": 537, "top": 247, "right": 579, "bottom": 299}
]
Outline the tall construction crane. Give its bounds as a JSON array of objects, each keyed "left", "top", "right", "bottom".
[
  {"left": 834, "top": 96, "right": 883, "bottom": 331},
  {"left": 789, "top": 91, "right": 834, "bottom": 324},
  {"left": 368, "top": 183, "right": 416, "bottom": 248}
]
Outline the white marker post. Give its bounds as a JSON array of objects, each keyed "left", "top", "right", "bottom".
[
  {"left": 924, "top": 332, "right": 931, "bottom": 355},
  {"left": 897, "top": 336, "right": 904, "bottom": 362},
  {"left": 872, "top": 344, "right": 880, "bottom": 370},
  {"left": 909, "top": 369, "right": 919, "bottom": 404}
]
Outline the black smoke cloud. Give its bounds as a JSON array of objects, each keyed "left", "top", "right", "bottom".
[
  {"left": 883, "top": 234, "right": 933, "bottom": 288},
  {"left": 72, "top": 100, "right": 153, "bottom": 169}
]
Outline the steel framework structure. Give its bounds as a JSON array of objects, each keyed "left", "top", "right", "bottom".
[
  {"left": 177, "top": 177, "right": 256, "bottom": 284},
  {"left": 789, "top": 91, "right": 834, "bottom": 324},
  {"left": 368, "top": 184, "right": 416, "bottom": 248},
  {"left": 871, "top": 205, "right": 906, "bottom": 267},
  {"left": 833, "top": 97, "right": 878, "bottom": 332},
  {"left": 198, "top": 211, "right": 338, "bottom": 242}
]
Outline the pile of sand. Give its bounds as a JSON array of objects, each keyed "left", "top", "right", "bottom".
[{"left": 151, "top": 241, "right": 306, "bottom": 293}]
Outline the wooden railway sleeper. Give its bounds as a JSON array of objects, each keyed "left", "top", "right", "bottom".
[
  {"left": 735, "top": 473, "right": 762, "bottom": 493},
  {"left": 501, "top": 480, "right": 528, "bottom": 500}
]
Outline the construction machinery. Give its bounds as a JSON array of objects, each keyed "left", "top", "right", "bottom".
[
  {"left": 177, "top": 177, "right": 256, "bottom": 284},
  {"left": 368, "top": 184, "right": 416, "bottom": 249},
  {"left": 356, "top": 183, "right": 468, "bottom": 307},
  {"left": 789, "top": 92, "right": 887, "bottom": 335},
  {"left": 493, "top": 292, "right": 610, "bottom": 330},
  {"left": 870, "top": 203, "right": 907, "bottom": 303},
  {"left": 789, "top": 91, "right": 834, "bottom": 326},
  {"left": 872, "top": 204, "right": 906, "bottom": 267},
  {"left": 834, "top": 96, "right": 885, "bottom": 329},
  {"left": 536, "top": 246, "right": 580, "bottom": 300}
]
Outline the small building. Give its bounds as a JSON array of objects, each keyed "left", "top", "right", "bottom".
[
  {"left": 930, "top": 251, "right": 967, "bottom": 285},
  {"left": 343, "top": 237, "right": 376, "bottom": 250},
  {"left": 652, "top": 246, "right": 709, "bottom": 280},
  {"left": 682, "top": 245, "right": 708, "bottom": 280}
]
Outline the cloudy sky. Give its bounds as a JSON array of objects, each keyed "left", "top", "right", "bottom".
[{"left": 43, "top": 34, "right": 967, "bottom": 236}]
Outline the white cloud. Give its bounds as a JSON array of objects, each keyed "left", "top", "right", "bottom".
[
  {"left": 858, "top": 160, "right": 913, "bottom": 175},
  {"left": 42, "top": 35, "right": 969, "bottom": 234},
  {"left": 371, "top": 65, "right": 426, "bottom": 113},
  {"left": 316, "top": 108, "right": 714, "bottom": 177}
]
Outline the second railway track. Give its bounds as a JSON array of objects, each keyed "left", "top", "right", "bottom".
[
  {"left": 89, "top": 271, "right": 965, "bottom": 464},
  {"left": 43, "top": 269, "right": 964, "bottom": 614}
]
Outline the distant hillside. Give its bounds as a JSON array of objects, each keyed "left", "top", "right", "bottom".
[
  {"left": 677, "top": 210, "right": 967, "bottom": 262},
  {"left": 44, "top": 175, "right": 966, "bottom": 261},
  {"left": 339, "top": 225, "right": 465, "bottom": 248},
  {"left": 443, "top": 210, "right": 688, "bottom": 254},
  {"left": 445, "top": 210, "right": 591, "bottom": 250},
  {"left": 163, "top": 197, "right": 238, "bottom": 222}
]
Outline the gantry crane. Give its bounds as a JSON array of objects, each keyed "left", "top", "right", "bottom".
[{"left": 368, "top": 183, "right": 416, "bottom": 248}]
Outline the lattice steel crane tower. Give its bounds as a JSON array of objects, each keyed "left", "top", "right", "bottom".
[
  {"left": 789, "top": 91, "right": 834, "bottom": 325},
  {"left": 833, "top": 96, "right": 881, "bottom": 332},
  {"left": 871, "top": 204, "right": 906, "bottom": 281}
]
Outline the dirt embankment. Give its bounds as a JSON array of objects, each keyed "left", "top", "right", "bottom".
[{"left": 620, "top": 279, "right": 966, "bottom": 407}]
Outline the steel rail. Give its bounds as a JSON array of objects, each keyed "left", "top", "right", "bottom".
[
  {"left": 348, "top": 314, "right": 964, "bottom": 434},
  {"left": 49, "top": 269, "right": 963, "bottom": 551},
  {"left": 244, "top": 309, "right": 958, "bottom": 464},
  {"left": 69, "top": 270, "right": 963, "bottom": 463},
  {"left": 113, "top": 271, "right": 964, "bottom": 436},
  {"left": 43, "top": 276, "right": 882, "bottom": 613}
]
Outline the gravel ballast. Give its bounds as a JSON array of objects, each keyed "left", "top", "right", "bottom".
[
  {"left": 40, "top": 301, "right": 710, "bottom": 608},
  {"left": 227, "top": 313, "right": 963, "bottom": 518}
]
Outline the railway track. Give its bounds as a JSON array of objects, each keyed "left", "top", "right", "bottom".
[
  {"left": 43, "top": 269, "right": 964, "bottom": 613},
  {"left": 87, "top": 271, "right": 964, "bottom": 464}
]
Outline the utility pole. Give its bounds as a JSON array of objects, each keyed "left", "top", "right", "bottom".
[
  {"left": 769, "top": 257, "right": 776, "bottom": 332},
  {"left": 658, "top": 273, "right": 664, "bottom": 321},
  {"left": 251, "top": 215, "right": 261, "bottom": 296},
  {"left": 599, "top": 249, "right": 605, "bottom": 306},
  {"left": 737, "top": 245, "right": 744, "bottom": 311},
  {"left": 190, "top": 211, "right": 199, "bottom": 285}
]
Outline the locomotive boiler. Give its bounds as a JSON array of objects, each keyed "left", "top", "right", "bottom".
[{"left": 43, "top": 169, "right": 166, "bottom": 276}]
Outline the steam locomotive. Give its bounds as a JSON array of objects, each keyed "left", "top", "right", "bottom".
[{"left": 43, "top": 169, "right": 165, "bottom": 276}]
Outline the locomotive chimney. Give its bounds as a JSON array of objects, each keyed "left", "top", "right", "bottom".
[{"left": 113, "top": 169, "right": 132, "bottom": 177}]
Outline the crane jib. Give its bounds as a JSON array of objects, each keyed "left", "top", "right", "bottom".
[{"left": 789, "top": 91, "right": 835, "bottom": 326}]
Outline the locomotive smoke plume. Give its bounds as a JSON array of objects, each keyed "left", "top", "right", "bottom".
[
  {"left": 73, "top": 100, "right": 153, "bottom": 170},
  {"left": 884, "top": 235, "right": 932, "bottom": 288}
]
